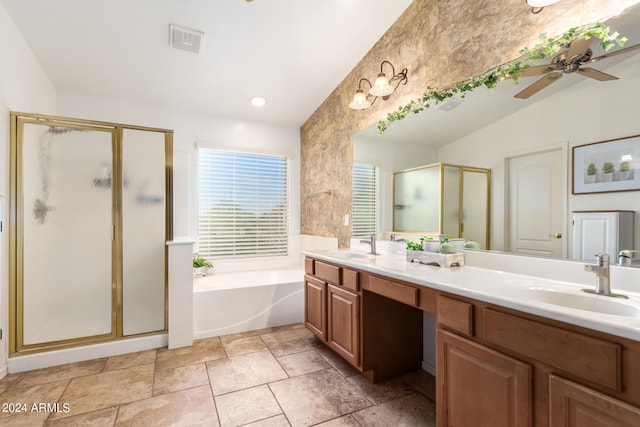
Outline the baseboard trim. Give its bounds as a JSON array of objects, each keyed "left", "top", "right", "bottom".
[{"left": 8, "top": 334, "right": 168, "bottom": 373}]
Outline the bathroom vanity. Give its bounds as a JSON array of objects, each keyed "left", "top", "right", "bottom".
[{"left": 303, "top": 251, "right": 640, "bottom": 426}]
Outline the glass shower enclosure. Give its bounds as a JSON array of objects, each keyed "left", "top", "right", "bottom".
[{"left": 9, "top": 112, "right": 172, "bottom": 355}]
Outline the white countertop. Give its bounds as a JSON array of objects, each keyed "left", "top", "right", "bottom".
[{"left": 303, "top": 249, "right": 640, "bottom": 342}]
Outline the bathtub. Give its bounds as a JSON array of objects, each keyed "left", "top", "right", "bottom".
[{"left": 193, "top": 269, "right": 305, "bottom": 339}]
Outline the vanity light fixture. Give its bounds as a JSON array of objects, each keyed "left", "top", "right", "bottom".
[
  {"left": 349, "top": 60, "right": 408, "bottom": 110},
  {"left": 526, "top": 0, "right": 562, "bottom": 14},
  {"left": 348, "top": 79, "right": 374, "bottom": 110}
]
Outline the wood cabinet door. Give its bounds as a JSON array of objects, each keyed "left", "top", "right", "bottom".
[
  {"left": 437, "top": 329, "right": 532, "bottom": 427},
  {"left": 549, "top": 375, "right": 640, "bottom": 426},
  {"left": 327, "top": 284, "right": 360, "bottom": 367},
  {"left": 304, "top": 275, "right": 326, "bottom": 340}
]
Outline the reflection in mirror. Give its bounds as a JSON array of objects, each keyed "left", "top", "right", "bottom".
[
  {"left": 353, "top": 6, "right": 640, "bottom": 265},
  {"left": 392, "top": 163, "right": 490, "bottom": 249}
]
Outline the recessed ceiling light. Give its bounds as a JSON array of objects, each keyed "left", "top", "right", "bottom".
[{"left": 250, "top": 96, "right": 267, "bottom": 107}]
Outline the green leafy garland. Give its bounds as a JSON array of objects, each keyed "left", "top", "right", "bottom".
[{"left": 377, "top": 22, "right": 627, "bottom": 134}]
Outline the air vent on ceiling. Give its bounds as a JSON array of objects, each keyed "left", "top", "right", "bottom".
[
  {"left": 437, "top": 98, "right": 463, "bottom": 112},
  {"left": 169, "top": 24, "right": 204, "bottom": 54}
]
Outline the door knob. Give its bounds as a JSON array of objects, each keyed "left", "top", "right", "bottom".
[{"left": 549, "top": 232, "right": 562, "bottom": 239}]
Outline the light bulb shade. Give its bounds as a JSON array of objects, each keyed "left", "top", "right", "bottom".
[
  {"left": 526, "top": 0, "right": 561, "bottom": 6},
  {"left": 369, "top": 73, "right": 394, "bottom": 97},
  {"left": 349, "top": 90, "right": 372, "bottom": 110}
]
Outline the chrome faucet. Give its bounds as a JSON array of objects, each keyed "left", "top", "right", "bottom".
[
  {"left": 390, "top": 234, "right": 406, "bottom": 243},
  {"left": 359, "top": 234, "right": 378, "bottom": 255},
  {"left": 618, "top": 249, "right": 640, "bottom": 266},
  {"left": 582, "top": 252, "right": 627, "bottom": 299}
]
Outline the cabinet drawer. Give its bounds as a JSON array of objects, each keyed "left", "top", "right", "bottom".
[
  {"left": 483, "top": 309, "right": 622, "bottom": 391},
  {"left": 368, "top": 276, "right": 418, "bottom": 307},
  {"left": 304, "top": 258, "right": 315, "bottom": 275},
  {"left": 437, "top": 295, "right": 473, "bottom": 337},
  {"left": 342, "top": 268, "right": 359, "bottom": 292},
  {"left": 315, "top": 261, "right": 341, "bottom": 284}
]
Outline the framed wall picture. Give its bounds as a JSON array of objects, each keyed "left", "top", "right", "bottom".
[{"left": 572, "top": 134, "right": 640, "bottom": 194}]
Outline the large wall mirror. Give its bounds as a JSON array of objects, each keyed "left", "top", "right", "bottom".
[{"left": 353, "top": 6, "right": 640, "bottom": 264}]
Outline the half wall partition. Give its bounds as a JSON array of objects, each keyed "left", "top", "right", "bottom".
[{"left": 9, "top": 112, "right": 173, "bottom": 355}]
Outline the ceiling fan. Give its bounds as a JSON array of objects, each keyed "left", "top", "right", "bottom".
[{"left": 514, "top": 36, "right": 640, "bottom": 99}]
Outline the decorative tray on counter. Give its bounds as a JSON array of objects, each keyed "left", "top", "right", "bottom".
[{"left": 406, "top": 250, "right": 464, "bottom": 268}]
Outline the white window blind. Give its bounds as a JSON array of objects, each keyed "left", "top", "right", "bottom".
[
  {"left": 352, "top": 163, "right": 378, "bottom": 237},
  {"left": 198, "top": 149, "right": 289, "bottom": 259}
]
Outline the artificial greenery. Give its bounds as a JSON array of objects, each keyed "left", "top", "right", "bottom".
[
  {"left": 439, "top": 234, "right": 452, "bottom": 244},
  {"left": 620, "top": 160, "right": 631, "bottom": 172},
  {"left": 406, "top": 238, "right": 424, "bottom": 251},
  {"left": 603, "top": 162, "right": 615, "bottom": 173},
  {"left": 587, "top": 163, "right": 598, "bottom": 175},
  {"left": 193, "top": 253, "right": 213, "bottom": 269},
  {"left": 378, "top": 22, "right": 627, "bottom": 133}
]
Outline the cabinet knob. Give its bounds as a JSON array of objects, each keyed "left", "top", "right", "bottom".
[{"left": 549, "top": 232, "right": 562, "bottom": 239}]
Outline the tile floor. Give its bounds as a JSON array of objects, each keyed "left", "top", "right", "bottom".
[{"left": 0, "top": 324, "right": 436, "bottom": 426}]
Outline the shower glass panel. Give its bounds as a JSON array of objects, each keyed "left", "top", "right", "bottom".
[
  {"left": 121, "top": 129, "right": 166, "bottom": 335},
  {"left": 21, "top": 122, "right": 114, "bottom": 345},
  {"left": 462, "top": 170, "right": 489, "bottom": 249},
  {"left": 442, "top": 165, "right": 460, "bottom": 237}
]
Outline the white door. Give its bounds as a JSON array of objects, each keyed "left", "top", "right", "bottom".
[{"left": 507, "top": 148, "right": 566, "bottom": 258}]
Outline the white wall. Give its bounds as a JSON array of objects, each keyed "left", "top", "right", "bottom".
[
  {"left": 438, "top": 53, "right": 640, "bottom": 253},
  {"left": 0, "top": 3, "right": 57, "bottom": 378},
  {"left": 57, "top": 93, "right": 302, "bottom": 270}
]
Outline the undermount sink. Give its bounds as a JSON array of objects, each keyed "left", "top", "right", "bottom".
[
  {"left": 330, "top": 251, "right": 375, "bottom": 261},
  {"left": 524, "top": 288, "right": 640, "bottom": 317}
]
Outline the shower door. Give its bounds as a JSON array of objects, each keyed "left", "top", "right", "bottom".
[
  {"left": 15, "top": 118, "right": 116, "bottom": 349},
  {"left": 10, "top": 112, "right": 172, "bottom": 354}
]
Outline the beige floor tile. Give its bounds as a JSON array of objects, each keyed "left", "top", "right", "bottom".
[
  {"left": 400, "top": 369, "right": 436, "bottom": 402},
  {"left": 260, "top": 328, "right": 313, "bottom": 349},
  {"left": 215, "top": 385, "right": 282, "bottom": 427},
  {"left": 13, "top": 359, "right": 106, "bottom": 388},
  {"left": 1, "top": 410, "right": 50, "bottom": 426},
  {"left": 103, "top": 349, "right": 156, "bottom": 372},
  {"left": 156, "top": 336, "right": 226, "bottom": 370},
  {"left": 49, "top": 364, "right": 154, "bottom": 421},
  {"left": 219, "top": 327, "right": 276, "bottom": 344},
  {"left": 153, "top": 363, "right": 209, "bottom": 396},
  {"left": 44, "top": 407, "right": 118, "bottom": 426},
  {"left": 115, "top": 385, "right": 219, "bottom": 426},
  {"left": 222, "top": 335, "right": 267, "bottom": 357},
  {"left": 351, "top": 393, "right": 436, "bottom": 427},
  {"left": 243, "top": 414, "right": 291, "bottom": 426},
  {"left": 268, "top": 368, "right": 370, "bottom": 427},
  {"left": 347, "top": 374, "right": 413, "bottom": 405},
  {"left": 267, "top": 335, "right": 324, "bottom": 358},
  {"left": 313, "top": 414, "right": 361, "bottom": 426},
  {"left": 315, "top": 346, "right": 361, "bottom": 378},
  {"left": 0, "top": 380, "right": 68, "bottom": 421},
  {"left": 207, "top": 350, "right": 288, "bottom": 396},
  {"left": 277, "top": 350, "right": 331, "bottom": 377}
]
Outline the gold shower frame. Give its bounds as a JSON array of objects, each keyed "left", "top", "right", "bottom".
[{"left": 9, "top": 112, "right": 173, "bottom": 356}]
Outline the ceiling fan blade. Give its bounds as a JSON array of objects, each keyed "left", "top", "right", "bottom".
[
  {"left": 566, "top": 36, "right": 592, "bottom": 62},
  {"left": 516, "top": 64, "right": 558, "bottom": 78},
  {"left": 589, "top": 43, "right": 640, "bottom": 63},
  {"left": 514, "top": 72, "right": 563, "bottom": 99},
  {"left": 577, "top": 67, "right": 619, "bottom": 81}
]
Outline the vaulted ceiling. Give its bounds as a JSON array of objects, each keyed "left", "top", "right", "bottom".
[{"left": 1, "top": 0, "right": 413, "bottom": 127}]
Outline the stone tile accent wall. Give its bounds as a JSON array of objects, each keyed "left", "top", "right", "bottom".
[{"left": 300, "top": 0, "right": 639, "bottom": 247}]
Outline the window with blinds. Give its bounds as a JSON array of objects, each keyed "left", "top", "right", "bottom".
[
  {"left": 198, "top": 149, "right": 289, "bottom": 259},
  {"left": 352, "top": 163, "right": 378, "bottom": 237}
]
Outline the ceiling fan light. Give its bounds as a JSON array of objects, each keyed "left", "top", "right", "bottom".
[
  {"left": 526, "top": 0, "right": 561, "bottom": 7},
  {"left": 349, "top": 90, "right": 372, "bottom": 110},
  {"left": 369, "top": 73, "right": 394, "bottom": 97}
]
